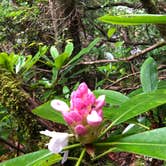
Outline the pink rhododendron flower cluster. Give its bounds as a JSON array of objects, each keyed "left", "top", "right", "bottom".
[{"left": 51, "top": 82, "right": 105, "bottom": 144}]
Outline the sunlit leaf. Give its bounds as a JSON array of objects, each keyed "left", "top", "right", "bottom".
[
  {"left": 64, "top": 42, "right": 74, "bottom": 58},
  {"left": 98, "top": 14, "right": 166, "bottom": 25},
  {"left": 107, "top": 28, "right": 116, "bottom": 38},
  {"left": 50, "top": 46, "right": 59, "bottom": 60},
  {"left": 0, "top": 149, "right": 61, "bottom": 166}
]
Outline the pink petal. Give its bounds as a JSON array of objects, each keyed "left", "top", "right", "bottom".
[
  {"left": 78, "top": 82, "right": 88, "bottom": 94},
  {"left": 74, "top": 124, "right": 87, "bottom": 135},
  {"left": 87, "top": 110, "right": 102, "bottom": 126},
  {"left": 63, "top": 111, "right": 82, "bottom": 125},
  {"left": 51, "top": 99, "right": 69, "bottom": 113},
  {"left": 95, "top": 95, "right": 105, "bottom": 110}
]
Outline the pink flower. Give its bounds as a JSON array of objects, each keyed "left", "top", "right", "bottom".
[{"left": 51, "top": 82, "right": 105, "bottom": 144}]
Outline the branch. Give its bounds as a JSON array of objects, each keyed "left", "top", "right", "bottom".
[
  {"left": 78, "top": 40, "right": 166, "bottom": 65},
  {"left": 0, "top": 137, "right": 25, "bottom": 153},
  {"left": 123, "top": 40, "right": 166, "bottom": 61},
  {"left": 85, "top": 2, "right": 142, "bottom": 10}
]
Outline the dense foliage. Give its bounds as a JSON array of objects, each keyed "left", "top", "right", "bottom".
[{"left": 0, "top": 0, "right": 166, "bottom": 165}]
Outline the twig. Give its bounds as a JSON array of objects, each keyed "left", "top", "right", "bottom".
[
  {"left": 78, "top": 40, "right": 166, "bottom": 65},
  {"left": 0, "top": 137, "right": 25, "bottom": 153},
  {"left": 85, "top": 2, "right": 142, "bottom": 10},
  {"left": 108, "top": 72, "right": 140, "bottom": 86},
  {"left": 122, "top": 40, "right": 166, "bottom": 61}
]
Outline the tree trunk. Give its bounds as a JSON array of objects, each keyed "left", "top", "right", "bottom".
[{"left": 49, "top": 0, "right": 81, "bottom": 54}]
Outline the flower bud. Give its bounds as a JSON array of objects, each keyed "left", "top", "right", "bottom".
[
  {"left": 87, "top": 110, "right": 102, "bottom": 126},
  {"left": 74, "top": 124, "right": 87, "bottom": 135},
  {"left": 95, "top": 95, "right": 105, "bottom": 110}
]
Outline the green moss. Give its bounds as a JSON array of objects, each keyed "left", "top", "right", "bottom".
[{"left": 0, "top": 68, "right": 42, "bottom": 152}]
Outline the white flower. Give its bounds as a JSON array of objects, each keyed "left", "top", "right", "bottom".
[{"left": 40, "top": 130, "right": 71, "bottom": 163}]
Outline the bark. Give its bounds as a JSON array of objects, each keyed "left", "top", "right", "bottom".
[{"left": 49, "top": 0, "right": 81, "bottom": 54}]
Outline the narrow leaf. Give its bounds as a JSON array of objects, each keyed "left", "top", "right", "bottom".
[
  {"left": 0, "top": 150, "right": 61, "bottom": 166},
  {"left": 67, "top": 38, "right": 100, "bottom": 65},
  {"left": 108, "top": 89, "right": 166, "bottom": 126},
  {"left": 113, "top": 127, "right": 166, "bottom": 161},
  {"left": 98, "top": 14, "right": 166, "bottom": 25},
  {"left": 107, "top": 28, "right": 116, "bottom": 38},
  {"left": 140, "top": 57, "right": 158, "bottom": 93}
]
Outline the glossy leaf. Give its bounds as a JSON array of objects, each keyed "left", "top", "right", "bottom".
[
  {"left": 54, "top": 52, "right": 68, "bottom": 69},
  {"left": 64, "top": 42, "right": 74, "bottom": 58},
  {"left": 107, "top": 28, "right": 116, "bottom": 38},
  {"left": 98, "top": 14, "right": 166, "bottom": 25},
  {"left": 140, "top": 57, "right": 158, "bottom": 93},
  {"left": 0, "top": 149, "right": 62, "bottom": 166},
  {"left": 108, "top": 89, "right": 166, "bottom": 126},
  {"left": 50, "top": 46, "right": 59, "bottom": 60},
  {"left": 32, "top": 101, "right": 66, "bottom": 125},
  {"left": 113, "top": 127, "right": 166, "bottom": 160},
  {"left": 15, "top": 56, "right": 26, "bottom": 73}
]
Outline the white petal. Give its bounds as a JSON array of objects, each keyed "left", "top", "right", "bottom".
[
  {"left": 48, "top": 137, "right": 62, "bottom": 153},
  {"left": 87, "top": 110, "right": 102, "bottom": 126},
  {"left": 40, "top": 130, "right": 57, "bottom": 137},
  {"left": 61, "top": 151, "right": 69, "bottom": 164},
  {"left": 51, "top": 99, "right": 69, "bottom": 112},
  {"left": 40, "top": 130, "right": 69, "bottom": 154}
]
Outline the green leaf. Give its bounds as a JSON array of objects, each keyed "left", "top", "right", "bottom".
[
  {"left": 128, "top": 80, "right": 166, "bottom": 97},
  {"left": 94, "top": 90, "right": 129, "bottom": 119},
  {"left": 98, "top": 14, "right": 166, "bottom": 25},
  {"left": 51, "top": 67, "right": 58, "bottom": 85},
  {"left": 0, "top": 52, "right": 9, "bottom": 66},
  {"left": 0, "top": 149, "right": 62, "bottom": 166},
  {"left": 15, "top": 56, "right": 26, "bottom": 73},
  {"left": 107, "top": 28, "right": 116, "bottom": 38},
  {"left": 94, "top": 90, "right": 129, "bottom": 105},
  {"left": 23, "top": 46, "right": 48, "bottom": 74},
  {"left": 67, "top": 38, "right": 100, "bottom": 65},
  {"left": 54, "top": 52, "right": 68, "bottom": 69},
  {"left": 140, "top": 57, "right": 158, "bottom": 93},
  {"left": 108, "top": 89, "right": 166, "bottom": 126},
  {"left": 50, "top": 46, "right": 59, "bottom": 60},
  {"left": 64, "top": 42, "right": 74, "bottom": 58},
  {"left": 32, "top": 101, "right": 66, "bottom": 125},
  {"left": 113, "top": 127, "right": 166, "bottom": 161}
]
